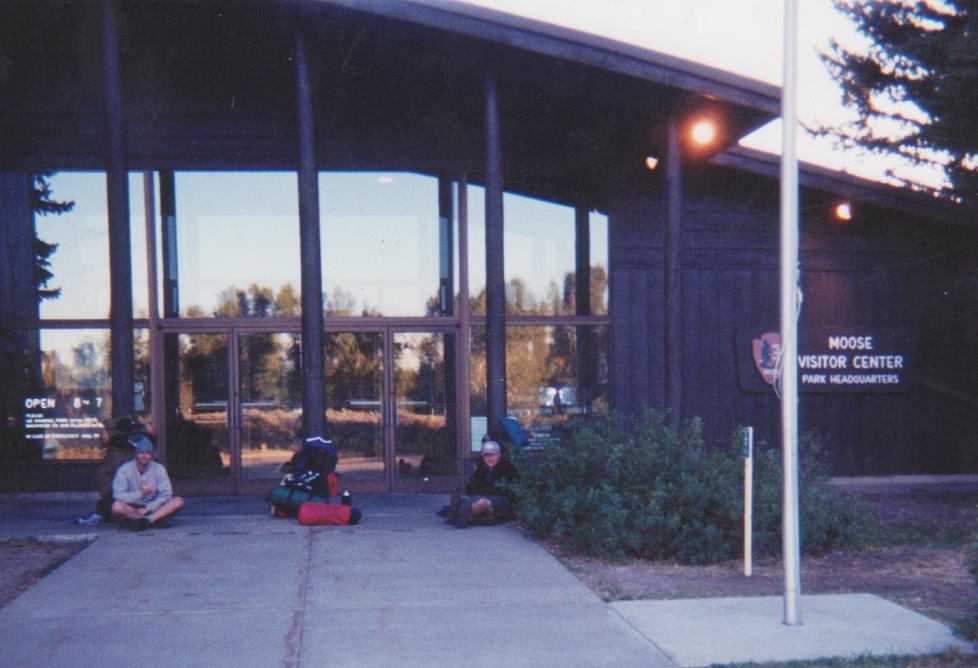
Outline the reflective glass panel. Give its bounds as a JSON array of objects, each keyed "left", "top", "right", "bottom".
[
  {"left": 22, "top": 328, "right": 150, "bottom": 460},
  {"left": 238, "top": 332, "right": 303, "bottom": 478},
  {"left": 393, "top": 331, "right": 455, "bottom": 479},
  {"left": 169, "top": 332, "right": 231, "bottom": 479},
  {"left": 323, "top": 331, "right": 384, "bottom": 479},
  {"left": 37, "top": 173, "right": 107, "bottom": 319},
  {"left": 469, "top": 324, "right": 609, "bottom": 447},
  {"left": 320, "top": 173, "right": 442, "bottom": 317},
  {"left": 589, "top": 211, "right": 610, "bottom": 316},
  {"left": 32, "top": 328, "right": 110, "bottom": 459},
  {"left": 466, "top": 186, "right": 608, "bottom": 316},
  {"left": 173, "top": 172, "right": 300, "bottom": 317},
  {"left": 38, "top": 173, "right": 152, "bottom": 319}
]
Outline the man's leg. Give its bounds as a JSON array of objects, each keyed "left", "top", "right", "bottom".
[
  {"left": 111, "top": 501, "right": 151, "bottom": 530},
  {"left": 147, "top": 496, "right": 185, "bottom": 525},
  {"left": 470, "top": 496, "right": 513, "bottom": 525}
]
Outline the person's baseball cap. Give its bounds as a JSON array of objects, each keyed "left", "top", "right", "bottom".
[
  {"left": 128, "top": 433, "right": 154, "bottom": 453},
  {"left": 481, "top": 440, "right": 501, "bottom": 456}
]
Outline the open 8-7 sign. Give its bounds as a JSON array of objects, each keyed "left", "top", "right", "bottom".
[
  {"left": 737, "top": 326, "right": 915, "bottom": 394},
  {"left": 23, "top": 391, "right": 107, "bottom": 458}
]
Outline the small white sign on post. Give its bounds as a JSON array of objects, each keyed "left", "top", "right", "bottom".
[{"left": 743, "top": 426, "right": 754, "bottom": 577}]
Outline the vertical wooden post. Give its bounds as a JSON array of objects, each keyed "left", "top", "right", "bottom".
[
  {"left": 103, "top": 0, "right": 134, "bottom": 417},
  {"left": 484, "top": 71, "right": 507, "bottom": 441},
  {"left": 296, "top": 27, "right": 326, "bottom": 439},
  {"left": 664, "top": 116, "right": 683, "bottom": 426}
]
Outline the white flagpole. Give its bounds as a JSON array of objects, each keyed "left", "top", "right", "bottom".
[{"left": 780, "top": 0, "right": 802, "bottom": 626}]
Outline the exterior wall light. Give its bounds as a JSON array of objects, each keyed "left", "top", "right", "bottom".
[
  {"left": 690, "top": 120, "right": 716, "bottom": 146},
  {"left": 645, "top": 156, "right": 659, "bottom": 170},
  {"left": 835, "top": 201, "right": 853, "bottom": 221}
]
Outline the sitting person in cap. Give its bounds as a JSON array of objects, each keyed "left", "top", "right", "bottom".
[
  {"left": 447, "top": 438, "right": 518, "bottom": 528},
  {"left": 76, "top": 416, "right": 151, "bottom": 525},
  {"left": 111, "top": 433, "right": 184, "bottom": 530}
]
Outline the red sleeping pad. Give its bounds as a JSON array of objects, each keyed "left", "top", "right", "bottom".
[{"left": 297, "top": 501, "right": 362, "bottom": 526}]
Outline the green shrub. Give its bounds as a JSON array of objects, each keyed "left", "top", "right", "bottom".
[
  {"left": 510, "top": 411, "right": 870, "bottom": 564},
  {"left": 962, "top": 525, "right": 978, "bottom": 640}
]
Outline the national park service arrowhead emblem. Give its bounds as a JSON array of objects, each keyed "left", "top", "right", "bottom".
[{"left": 751, "top": 332, "right": 782, "bottom": 386}]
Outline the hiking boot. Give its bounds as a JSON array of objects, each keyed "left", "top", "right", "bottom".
[
  {"left": 128, "top": 517, "right": 151, "bottom": 531},
  {"left": 454, "top": 501, "right": 471, "bottom": 528}
]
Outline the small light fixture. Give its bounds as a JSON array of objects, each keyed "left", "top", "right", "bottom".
[
  {"left": 690, "top": 120, "right": 716, "bottom": 146},
  {"left": 834, "top": 201, "right": 853, "bottom": 221},
  {"left": 645, "top": 156, "right": 659, "bottom": 171}
]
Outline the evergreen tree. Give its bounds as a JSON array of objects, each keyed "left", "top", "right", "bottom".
[
  {"left": 32, "top": 173, "right": 75, "bottom": 301},
  {"left": 820, "top": 1, "right": 978, "bottom": 203}
]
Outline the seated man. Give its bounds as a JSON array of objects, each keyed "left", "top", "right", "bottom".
[
  {"left": 76, "top": 416, "right": 149, "bottom": 525},
  {"left": 111, "top": 433, "right": 185, "bottom": 530},
  {"left": 448, "top": 439, "right": 518, "bottom": 528}
]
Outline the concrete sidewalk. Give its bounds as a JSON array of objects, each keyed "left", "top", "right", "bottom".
[{"left": 0, "top": 493, "right": 973, "bottom": 667}]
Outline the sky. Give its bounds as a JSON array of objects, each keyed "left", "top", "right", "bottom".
[{"left": 460, "top": 0, "right": 931, "bottom": 187}]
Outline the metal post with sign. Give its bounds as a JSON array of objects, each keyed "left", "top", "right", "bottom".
[{"left": 743, "top": 426, "right": 754, "bottom": 577}]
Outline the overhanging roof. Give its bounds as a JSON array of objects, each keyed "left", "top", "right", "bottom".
[
  {"left": 0, "top": 0, "right": 781, "bottom": 207},
  {"left": 714, "top": 145, "right": 976, "bottom": 229}
]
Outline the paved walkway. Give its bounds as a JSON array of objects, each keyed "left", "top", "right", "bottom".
[{"left": 0, "top": 491, "right": 973, "bottom": 667}]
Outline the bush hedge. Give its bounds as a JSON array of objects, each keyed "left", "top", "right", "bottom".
[
  {"left": 509, "top": 411, "right": 870, "bottom": 564},
  {"left": 963, "top": 536, "right": 978, "bottom": 640}
]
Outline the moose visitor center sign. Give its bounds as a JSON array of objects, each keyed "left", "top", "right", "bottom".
[{"left": 738, "top": 327, "right": 915, "bottom": 393}]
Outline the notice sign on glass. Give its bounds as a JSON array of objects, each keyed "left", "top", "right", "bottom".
[
  {"left": 24, "top": 392, "right": 106, "bottom": 458},
  {"left": 737, "top": 327, "right": 915, "bottom": 393}
]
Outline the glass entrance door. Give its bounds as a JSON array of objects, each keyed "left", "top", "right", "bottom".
[
  {"left": 391, "top": 330, "right": 458, "bottom": 491},
  {"left": 324, "top": 328, "right": 458, "bottom": 493},
  {"left": 166, "top": 331, "right": 234, "bottom": 493},
  {"left": 323, "top": 331, "right": 385, "bottom": 488},
  {"left": 237, "top": 332, "right": 303, "bottom": 483},
  {"left": 165, "top": 326, "right": 459, "bottom": 494},
  {"left": 166, "top": 328, "right": 303, "bottom": 495}
]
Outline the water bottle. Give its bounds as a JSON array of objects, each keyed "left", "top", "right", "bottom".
[{"left": 341, "top": 490, "right": 352, "bottom": 506}]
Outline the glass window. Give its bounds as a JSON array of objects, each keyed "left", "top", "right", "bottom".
[
  {"left": 174, "top": 172, "right": 300, "bottom": 317},
  {"left": 469, "top": 324, "right": 609, "bottom": 442},
  {"left": 38, "top": 173, "right": 109, "bottom": 319},
  {"left": 589, "top": 211, "right": 609, "bottom": 317},
  {"left": 23, "top": 328, "right": 149, "bottom": 461},
  {"left": 467, "top": 186, "right": 609, "bottom": 316},
  {"left": 505, "top": 194, "right": 576, "bottom": 315},
  {"left": 38, "top": 172, "right": 152, "bottom": 319},
  {"left": 320, "top": 172, "right": 443, "bottom": 317}
]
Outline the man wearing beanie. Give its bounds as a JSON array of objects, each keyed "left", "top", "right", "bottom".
[
  {"left": 448, "top": 438, "right": 518, "bottom": 528},
  {"left": 111, "top": 434, "right": 184, "bottom": 530}
]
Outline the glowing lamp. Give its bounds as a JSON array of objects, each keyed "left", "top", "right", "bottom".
[
  {"left": 835, "top": 202, "right": 852, "bottom": 221},
  {"left": 690, "top": 120, "right": 716, "bottom": 145}
]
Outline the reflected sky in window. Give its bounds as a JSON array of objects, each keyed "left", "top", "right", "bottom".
[{"left": 40, "top": 171, "right": 606, "bottom": 320}]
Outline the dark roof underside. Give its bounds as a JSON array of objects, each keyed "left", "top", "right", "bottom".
[{"left": 0, "top": 0, "right": 781, "bottom": 208}]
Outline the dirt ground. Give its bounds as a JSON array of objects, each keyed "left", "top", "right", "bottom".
[
  {"left": 558, "top": 485, "right": 978, "bottom": 632},
  {"left": 0, "top": 538, "right": 90, "bottom": 610}
]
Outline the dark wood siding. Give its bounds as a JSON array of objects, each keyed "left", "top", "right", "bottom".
[{"left": 610, "top": 164, "right": 978, "bottom": 475}]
